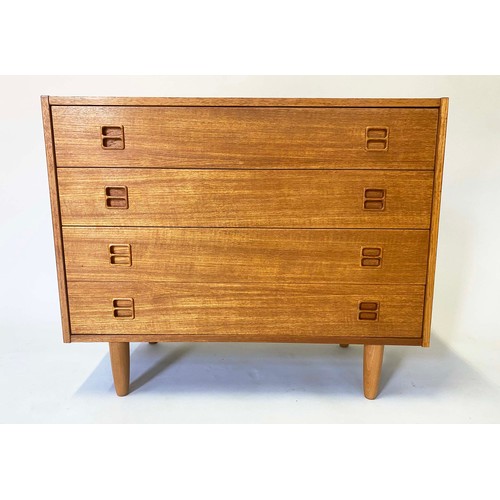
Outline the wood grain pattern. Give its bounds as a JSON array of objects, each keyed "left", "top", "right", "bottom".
[
  {"left": 41, "top": 96, "right": 450, "bottom": 396},
  {"left": 109, "top": 342, "right": 130, "bottom": 396},
  {"left": 67, "top": 282, "right": 425, "bottom": 338},
  {"left": 363, "top": 345, "right": 384, "bottom": 399},
  {"left": 52, "top": 106, "right": 438, "bottom": 169},
  {"left": 41, "top": 96, "right": 71, "bottom": 342},
  {"left": 422, "top": 98, "right": 449, "bottom": 346},
  {"left": 48, "top": 97, "right": 442, "bottom": 107},
  {"left": 57, "top": 169, "right": 434, "bottom": 229},
  {"left": 63, "top": 227, "right": 430, "bottom": 284},
  {"left": 71, "top": 334, "right": 422, "bottom": 346}
]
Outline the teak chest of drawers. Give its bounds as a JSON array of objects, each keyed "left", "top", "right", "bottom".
[{"left": 42, "top": 96, "right": 448, "bottom": 398}]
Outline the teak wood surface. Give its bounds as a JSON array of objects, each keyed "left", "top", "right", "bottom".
[
  {"left": 109, "top": 342, "right": 130, "bottom": 396},
  {"left": 48, "top": 97, "right": 442, "bottom": 107},
  {"left": 41, "top": 97, "right": 71, "bottom": 342},
  {"left": 52, "top": 106, "right": 438, "bottom": 169},
  {"left": 42, "top": 96, "right": 448, "bottom": 398},
  {"left": 57, "top": 168, "right": 434, "bottom": 229},
  {"left": 63, "top": 227, "right": 429, "bottom": 285},
  {"left": 67, "top": 282, "right": 425, "bottom": 338},
  {"left": 79, "top": 334, "right": 421, "bottom": 345},
  {"left": 364, "top": 345, "right": 385, "bottom": 399},
  {"left": 422, "top": 98, "right": 448, "bottom": 346}
]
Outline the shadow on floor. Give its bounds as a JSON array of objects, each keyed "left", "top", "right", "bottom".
[{"left": 75, "top": 335, "right": 490, "bottom": 399}]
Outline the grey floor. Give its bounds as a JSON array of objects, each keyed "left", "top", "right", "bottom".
[{"left": 1, "top": 321, "right": 498, "bottom": 423}]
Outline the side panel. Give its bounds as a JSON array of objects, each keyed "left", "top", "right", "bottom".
[
  {"left": 41, "top": 96, "right": 71, "bottom": 342},
  {"left": 422, "top": 98, "right": 449, "bottom": 346}
]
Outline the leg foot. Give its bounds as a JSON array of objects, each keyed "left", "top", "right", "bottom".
[
  {"left": 109, "top": 342, "right": 130, "bottom": 396},
  {"left": 363, "top": 345, "right": 384, "bottom": 400},
  {"left": 149, "top": 342, "right": 158, "bottom": 344},
  {"left": 339, "top": 344, "right": 349, "bottom": 348}
]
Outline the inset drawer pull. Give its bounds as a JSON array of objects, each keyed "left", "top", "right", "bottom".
[
  {"left": 109, "top": 244, "right": 132, "bottom": 266},
  {"left": 101, "top": 126, "right": 124, "bottom": 150},
  {"left": 358, "top": 301, "right": 379, "bottom": 321},
  {"left": 361, "top": 247, "right": 382, "bottom": 267},
  {"left": 363, "top": 188, "right": 385, "bottom": 210},
  {"left": 112, "top": 298, "right": 135, "bottom": 319},
  {"left": 365, "top": 126, "right": 389, "bottom": 151},
  {"left": 105, "top": 186, "right": 128, "bottom": 209}
]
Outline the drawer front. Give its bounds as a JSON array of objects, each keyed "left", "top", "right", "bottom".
[
  {"left": 67, "top": 282, "right": 425, "bottom": 338},
  {"left": 52, "top": 106, "right": 438, "bottom": 169},
  {"left": 63, "top": 227, "right": 429, "bottom": 284},
  {"left": 58, "top": 169, "right": 434, "bottom": 229}
]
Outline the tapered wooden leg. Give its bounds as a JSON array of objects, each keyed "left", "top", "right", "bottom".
[
  {"left": 339, "top": 344, "right": 349, "bottom": 348},
  {"left": 109, "top": 342, "right": 130, "bottom": 396},
  {"left": 363, "top": 345, "right": 384, "bottom": 400}
]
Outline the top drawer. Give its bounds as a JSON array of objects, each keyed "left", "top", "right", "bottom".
[{"left": 51, "top": 106, "right": 439, "bottom": 169}]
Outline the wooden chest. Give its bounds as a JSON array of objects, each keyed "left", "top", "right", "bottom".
[{"left": 42, "top": 96, "right": 448, "bottom": 398}]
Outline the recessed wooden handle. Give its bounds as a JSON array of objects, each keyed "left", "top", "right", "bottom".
[
  {"left": 358, "top": 301, "right": 379, "bottom": 321},
  {"left": 361, "top": 247, "right": 382, "bottom": 267},
  {"left": 365, "top": 126, "right": 389, "bottom": 151},
  {"left": 101, "top": 125, "right": 124, "bottom": 149},
  {"left": 363, "top": 188, "right": 386, "bottom": 210},
  {"left": 112, "top": 298, "right": 135, "bottom": 319},
  {"left": 105, "top": 186, "right": 128, "bottom": 209},
  {"left": 109, "top": 244, "right": 132, "bottom": 266}
]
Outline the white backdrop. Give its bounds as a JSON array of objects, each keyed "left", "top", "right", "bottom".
[{"left": 0, "top": 76, "right": 499, "bottom": 422}]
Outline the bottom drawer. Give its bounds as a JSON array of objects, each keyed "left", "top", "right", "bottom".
[{"left": 67, "top": 282, "right": 424, "bottom": 339}]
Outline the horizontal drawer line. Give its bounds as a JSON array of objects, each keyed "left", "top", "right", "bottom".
[
  {"left": 65, "top": 280, "right": 428, "bottom": 286},
  {"left": 55, "top": 166, "right": 435, "bottom": 171},
  {"left": 49, "top": 104, "right": 441, "bottom": 109},
  {"left": 61, "top": 225, "right": 431, "bottom": 231},
  {"left": 69, "top": 334, "right": 422, "bottom": 339},
  {"left": 69, "top": 334, "right": 423, "bottom": 346}
]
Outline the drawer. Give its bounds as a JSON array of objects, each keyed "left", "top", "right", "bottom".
[
  {"left": 58, "top": 169, "right": 434, "bottom": 229},
  {"left": 67, "top": 282, "right": 425, "bottom": 338},
  {"left": 52, "top": 106, "right": 438, "bottom": 169},
  {"left": 63, "top": 227, "right": 429, "bottom": 284}
]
